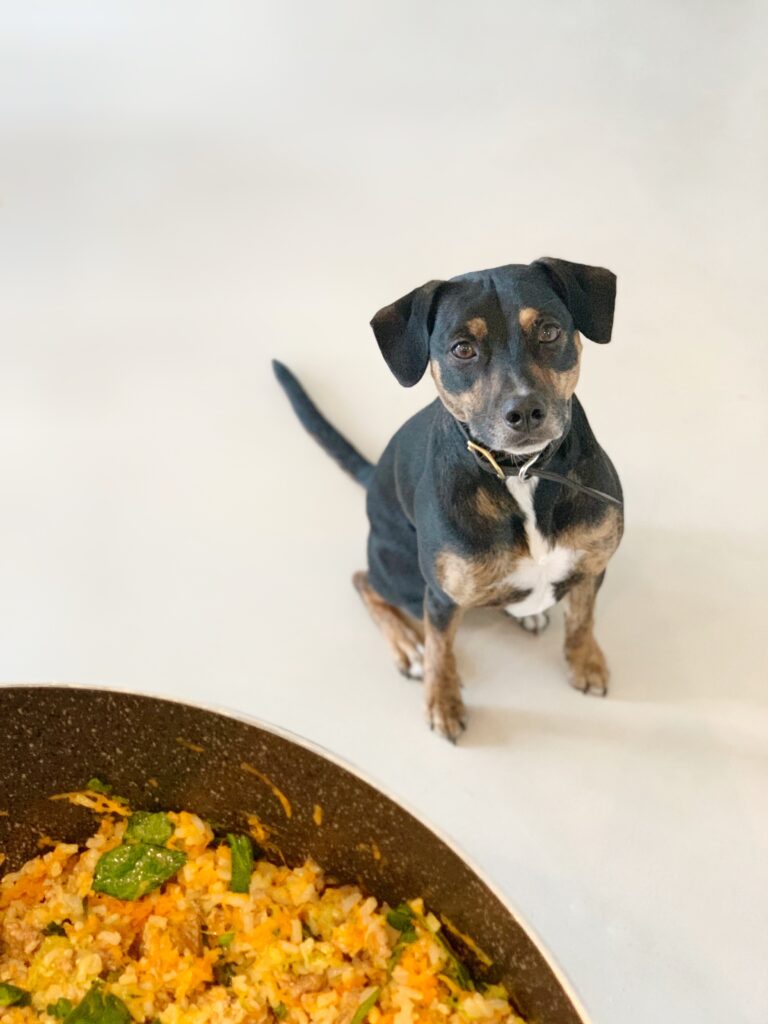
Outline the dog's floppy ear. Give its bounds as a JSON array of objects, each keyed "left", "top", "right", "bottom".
[
  {"left": 533, "top": 257, "right": 616, "bottom": 343},
  {"left": 370, "top": 280, "right": 444, "bottom": 387}
]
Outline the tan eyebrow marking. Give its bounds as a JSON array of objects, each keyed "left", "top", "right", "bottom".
[
  {"left": 518, "top": 307, "right": 540, "bottom": 330},
  {"left": 464, "top": 317, "right": 488, "bottom": 341}
]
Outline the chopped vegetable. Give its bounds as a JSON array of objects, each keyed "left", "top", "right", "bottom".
[
  {"left": 0, "top": 982, "right": 30, "bottom": 1007},
  {"left": 124, "top": 811, "right": 174, "bottom": 846},
  {"left": 213, "top": 960, "right": 238, "bottom": 987},
  {"left": 390, "top": 903, "right": 474, "bottom": 991},
  {"left": 387, "top": 902, "right": 418, "bottom": 970},
  {"left": 387, "top": 903, "right": 417, "bottom": 943},
  {"left": 274, "top": 1002, "right": 287, "bottom": 1020},
  {"left": 350, "top": 987, "right": 381, "bottom": 1024},
  {"left": 86, "top": 777, "right": 112, "bottom": 794},
  {"left": 63, "top": 984, "right": 131, "bottom": 1023},
  {"left": 47, "top": 998, "right": 74, "bottom": 1019},
  {"left": 433, "top": 929, "right": 474, "bottom": 990},
  {"left": 227, "top": 833, "right": 253, "bottom": 893},
  {"left": 217, "top": 931, "right": 235, "bottom": 947},
  {"left": 42, "top": 920, "right": 67, "bottom": 936},
  {"left": 92, "top": 842, "right": 186, "bottom": 900}
]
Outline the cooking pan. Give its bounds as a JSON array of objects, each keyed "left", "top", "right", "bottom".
[{"left": 0, "top": 686, "right": 588, "bottom": 1023}]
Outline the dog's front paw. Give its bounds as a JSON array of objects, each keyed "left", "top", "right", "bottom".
[
  {"left": 567, "top": 639, "right": 609, "bottom": 697},
  {"left": 426, "top": 690, "right": 467, "bottom": 743},
  {"left": 506, "top": 609, "right": 550, "bottom": 635}
]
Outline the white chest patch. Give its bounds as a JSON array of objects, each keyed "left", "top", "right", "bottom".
[{"left": 503, "top": 475, "right": 581, "bottom": 617}]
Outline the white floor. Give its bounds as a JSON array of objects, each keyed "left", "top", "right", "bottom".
[{"left": 1, "top": 4, "right": 767, "bottom": 1022}]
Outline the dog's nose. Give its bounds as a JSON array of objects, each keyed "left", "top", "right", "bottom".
[{"left": 502, "top": 395, "right": 548, "bottom": 432}]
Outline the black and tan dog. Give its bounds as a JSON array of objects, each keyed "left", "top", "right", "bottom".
[{"left": 274, "top": 257, "right": 623, "bottom": 741}]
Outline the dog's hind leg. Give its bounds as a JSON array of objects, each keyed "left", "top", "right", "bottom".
[{"left": 353, "top": 572, "right": 425, "bottom": 680}]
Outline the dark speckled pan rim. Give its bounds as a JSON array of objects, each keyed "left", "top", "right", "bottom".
[{"left": 1, "top": 683, "right": 592, "bottom": 1024}]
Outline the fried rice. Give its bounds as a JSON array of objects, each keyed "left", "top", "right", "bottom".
[{"left": 0, "top": 799, "right": 524, "bottom": 1024}]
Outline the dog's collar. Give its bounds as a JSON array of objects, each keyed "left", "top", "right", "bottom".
[{"left": 453, "top": 418, "right": 623, "bottom": 508}]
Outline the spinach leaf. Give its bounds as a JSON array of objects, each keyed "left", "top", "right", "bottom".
[
  {"left": 124, "top": 811, "right": 174, "bottom": 846},
  {"left": 433, "top": 930, "right": 474, "bottom": 991},
  {"left": 386, "top": 903, "right": 414, "bottom": 932},
  {"left": 387, "top": 903, "right": 474, "bottom": 991},
  {"left": 92, "top": 842, "right": 186, "bottom": 900},
  {"left": 47, "top": 998, "right": 74, "bottom": 1019},
  {"left": 227, "top": 833, "right": 253, "bottom": 893},
  {"left": 42, "top": 920, "right": 68, "bottom": 936},
  {"left": 213, "top": 960, "right": 238, "bottom": 987},
  {"left": 350, "top": 987, "right": 380, "bottom": 1024},
  {"left": 386, "top": 902, "right": 418, "bottom": 970},
  {"left": 86, "top": 777, "right": 112, "bottom": 794},
  {"left": 387, "top": 903, "right": 417, "bottom": 945},
  {"left": 63, "top": 985, "right": 131, "bottom": 1023},
  {"left": 0, "top": 982, "right": 30, "bottom": 1007},
  {"left": 217, "top": 931, "right": 235, "bottom": 947}
]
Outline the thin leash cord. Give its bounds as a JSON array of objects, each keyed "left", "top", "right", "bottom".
[{"left": 525, "top": 467, "right": 623, "bottom": 507}]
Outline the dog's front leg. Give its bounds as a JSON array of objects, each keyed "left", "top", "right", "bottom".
[
  {"left": 423, "top": 589, "right": 466, "bottom": 742},
  {"left": 564, "top": 574, "right": 609, "bottom": 696}
]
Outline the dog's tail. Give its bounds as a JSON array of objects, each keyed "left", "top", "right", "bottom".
[{"left": 272, "top": 360, "right": 375, "bottom": 487}]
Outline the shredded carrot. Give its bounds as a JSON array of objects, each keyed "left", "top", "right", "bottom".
[{"left": 240, "top": 762, "right": 292, "bottom": 819}]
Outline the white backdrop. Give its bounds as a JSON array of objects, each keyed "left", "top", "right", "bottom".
[{"left": 1, "top": 3, "right": 767, "bottom": 1022}]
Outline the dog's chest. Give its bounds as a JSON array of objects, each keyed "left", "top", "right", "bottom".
[
  {"left": 501, "top": 476, "right": 580, "bottom": 616},
  {"left": 436, "top": 477, "right": 581, "bottom": 612}
]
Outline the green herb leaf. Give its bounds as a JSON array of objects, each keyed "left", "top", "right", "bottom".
[
  {"left": 47, "top": 998, "right": 74, "bottom": 1020},
  {"left": 63, "top": 985, "right": 131, "bottom": 1023},
  {"left": 350, "top": 987, "right": 380, "bottom": 1024},
  {"left": 433, "top": 931, "right": 474, "bottom": 991},
  {"left": 92, "top": 842, "right": 186, "bottom": 900},
  {"left": 86, "top": 777, "right": 112, "bottom": 794},
  {"left": 386, "top": 903, "right": 418, "bottom": 971},
  {"left": 124, "top": 811, "right": 174, "bottom": 847},
  {"left": 217, "top": 931, "right": 235, "bottom": 947},
  {"left": 274, "top": 1002, "right": 287, "bottom": 1020},
  {"left": 213, "top": 960, "right": 238, "bottom": 987},
  {"left": 386, "top": 904, "right": 414, "bottom": 931},
  {"left": 227, "top": 833, "right": 253, "bottom": 893},
  {"left": 0, "top": 982, "right": 30, "bottom": 1007},
  {"left": 42, "top": 920, "right": 68, "bottom": 936}
]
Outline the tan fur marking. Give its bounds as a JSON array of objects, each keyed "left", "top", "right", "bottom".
[
  {"left": 561, "top": 506, "right": 623, "bottom": 576},
  {"left": 530, "top": 361, "right": 581, "bottom": 400},
  {"left": 430, "top": 359, "right": 484, "bottom": 420},
  {"left": 424, "top": 606, "right": 465, "bottom": 740},
  {"left": 436, "top": 547, "right": 530, "bottom": 608},
  {"left": 353, "top": 571, "right": 424, "bottom": 677},
  {"left": 563, "top": 575, "right": 609, "bottom": 694},
  {"left": 464, "top": 317, "right": 488, "bottom": 341},
  {"left": 519, "top": 307, "right": 540, "bottom": 330},
  {"left": 474, "top": 487, "right": 507, "bottom": 521}
]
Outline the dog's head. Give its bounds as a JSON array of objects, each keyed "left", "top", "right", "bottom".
[{"left": 370, "top": 258, "right": 616, "bottom": 456}]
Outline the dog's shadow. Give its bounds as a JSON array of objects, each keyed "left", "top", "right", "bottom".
[{"left": 453, "top": 524, "right": 766, "bottom": 746}]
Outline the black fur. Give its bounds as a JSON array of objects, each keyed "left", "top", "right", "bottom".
[
  {"left": 274, "top": 258, "right": 622, "bottom": 621},
  {"left": 272, "top": 360, "right": 374, "bottom": 486},
  {"left": 532, "top": 257, "right": 616, "bottom": 343},
  {"left": 365, "top": 395, "right": 621, "bottom": 618}
]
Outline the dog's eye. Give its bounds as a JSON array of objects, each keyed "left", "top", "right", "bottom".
[
  {"left": 537, "top": 322, "right": 561, "bottom": 343},
  {"left": 451, "top": 340, "right": 477, "bottom": 360}
]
